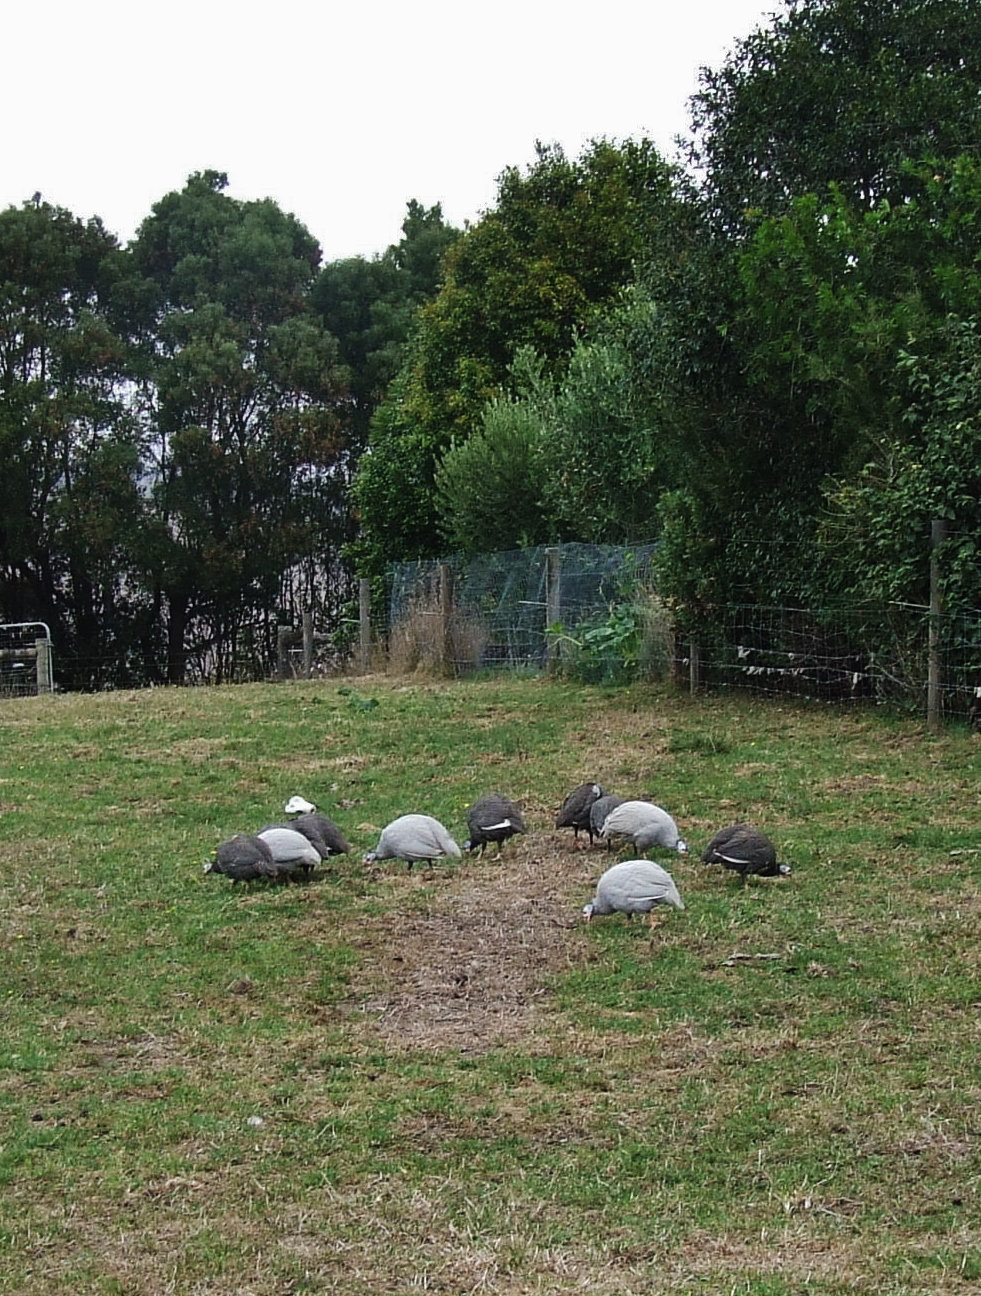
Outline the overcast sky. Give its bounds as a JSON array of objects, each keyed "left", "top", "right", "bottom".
[{"left": 4, "top": 0, "right": 778, "bottom": 263}]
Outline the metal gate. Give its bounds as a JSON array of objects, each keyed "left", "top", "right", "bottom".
[{"left": 0, "top": 622, "right": 54, "bottom": 697}]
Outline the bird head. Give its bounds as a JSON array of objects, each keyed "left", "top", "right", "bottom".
[
  {"left": 676, "top": 838, "right": 689, "bottom": 855},
  {"left": 581, "top": 902, "right": 595, "bottom": 922},
  {"left": 285, "top": 795, "right": 316, "bottom": 815},
  {"left": 203, "top": 857, "right": 215, "bottom": 874},
  {"left": 363, "top": 850, "right": 378, "bottom": 864},
  {"left": 778, "top": 863, "right": 792, "bottom": 876}
]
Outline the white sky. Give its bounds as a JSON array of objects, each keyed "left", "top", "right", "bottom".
[{"left": 3, "top": 0, "right": 778, "bottom": 264}]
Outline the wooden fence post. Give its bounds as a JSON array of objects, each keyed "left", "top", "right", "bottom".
[
  {"left": 302, "top": 611, "right": 314, "bottom": 679},
  {"left": 34, "top": 637, "right": 53, "bottom": 694},
  {"left": 359, "top": 578, "right": 371, "bottom": 674},
  {"left": 545, "top": 546, "right": 562, "bottom": 673},
  {"left": 927, "top": 518, "right": 947, "bottom": 731},
  {"left": 438, "top": 563, "right": 454, "bottom": 676},
  {"left": 689, "top": 637, "right": 701, "bottom": 696},
  {"left": 276, "top": 625, "right": 302, "bottom": 681}
]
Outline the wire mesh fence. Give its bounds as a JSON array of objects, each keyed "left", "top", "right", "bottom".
[
  {"left": 684, "top": 602, "right": 979, "bottom": 722},
  {"left": 387, "top": 543, "right": 657, "bottom": 672},
  {"left": 386, "top": 545, "right": 980, "bottom": 724},
  {"left": 5, "top": 542, "right": 976, "bottom": 726}
]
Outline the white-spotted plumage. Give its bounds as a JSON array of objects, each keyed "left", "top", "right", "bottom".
[
  {"left": 555, "top": 781, "right": 605, "bottom": 844},
  {"left": 583, "top": 858, "right": 685, "bottom": 923},
  {"left": 364, "top": 814, "right": 462, "bottom": 867},
  {"left": 599, "top": 800, "right": 688, "bottom": 854},
  {"left": 206, "top": 833, "right": 279, "bottom": 883},
  {"left": 256, "top": 826, "right": 321, "bottom": 876},
  {"left": 465, "top": 793, "right": 525, "bottom": 854},
  {"left": 701, "top": 824, "right": 791, "bottom": 878}
]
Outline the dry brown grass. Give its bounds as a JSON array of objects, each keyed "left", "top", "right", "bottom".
[
  {"left": 387, "top": 588, "right": 489, "bottom": 676},
  {"left": 346, "top": 835, "right": 594, "bottom": 1052}
]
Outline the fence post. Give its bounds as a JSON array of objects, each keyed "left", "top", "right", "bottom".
[
  {"left": 359, "top": 578, "right": 372, "bottom": 674},
  {"left": 34, "top": 637, "right": 53, "bottom": 694},
  {"left": 438, "top": 563, "right": 454, "bottom": 676},
  {"left": 545, "top": 546, "right": 562, "bottom": 673},
  {"left": 302, "top": 611, "right": 314, "bottom": 679},
  {"left": 927, "top": 518, "right": 947, "bottom": 731},
  {"left": 689, "top": 637, "right": 701, "bottom": 696},
  {"left": 276, "top": 625, "right": 301, "bottom": 681}
]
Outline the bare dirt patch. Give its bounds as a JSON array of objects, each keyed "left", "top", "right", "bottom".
[{"left": 349, "top": 833, "right": 600, "bottom": 1052}]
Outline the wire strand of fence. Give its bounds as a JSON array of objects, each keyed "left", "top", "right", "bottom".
[{"left": 384, "top": 544, "right": 979, "bottom": 723}]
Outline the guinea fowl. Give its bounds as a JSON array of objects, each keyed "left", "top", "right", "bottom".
[
  {"left": 701, "top": 824, "right": 791, "bottom": 879},
  {"left": 256, "top": 826, "right": 322, "bottom": 877},
  {"left": 364, "top": 814, "right": 462, "bottom": 868},
  {"left": 205, "top": 833, "right": 279, "bottom": 883},
  {"left": 582, "top": 859, "right": 685, "bottom": 926},
  {"left": 282, "top": 797, "right": 352, "bottom": 857},
  {"left": 599, "top": 800, "right": 688, "bottom": 855},
  {"left": 464, "top": 793, "right": 525, "bottom": 855},
  {"left": 290, "top": 812, "right": 351, "bottom": 858},
  {"left": 589, "top": 794, "right": 624, "bottom": 849},
  {"left": 555, "top": 781, "right": 605, "bottom": 845}
]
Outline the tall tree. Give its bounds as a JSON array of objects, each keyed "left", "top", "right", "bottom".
[
  {"left": 0, "top": 199, "right": 144, "bottom": 686},
  {"left": 131, "top": 171, "right": 347, "bottom": 683},
  {"left": 311, "top": 200, "right": 460, "bottom": 452},
  {"left": 639, "top": 0, "right": 981, "bottom": 612},
  {"left": 435, "top": 349, "right": 553, "bottom": 556},
  {"left": 688, "top": 0, "right": 981, "bottom": 230},
  {"left": 354, "top": 139, "right": 688, "bottom": 573}
]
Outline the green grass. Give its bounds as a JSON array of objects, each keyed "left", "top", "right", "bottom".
[{"left": 0, "top": 676, "right": 978, "bottom": 1294}]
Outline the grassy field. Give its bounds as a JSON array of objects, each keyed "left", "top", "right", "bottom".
[{"left": 0, "top": 675, "right": 978, "bottom": 1294}]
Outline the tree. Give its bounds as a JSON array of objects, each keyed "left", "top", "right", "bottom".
[
  {"left": 641, "top": 0, "right": 981, "bottom": 611},
  {"left": 0, "top": 199, "right": 145, "bottom": 686},
  {"left": 311, "top": 201, "right": 460, "bottom": 452},
  {"left": 537, "top": 288, "right": 677, "bottom": 544},
  {"left": 821, "top": 316, "right": 981, "bottom": 613},
  {"left": 355, "top": 139, "right": 688, "bottom": 572},
  {"left": 130, "top": 172, "right": 347, "bottom": 683},
  {"left": 434, "top": 350, "right": 552, "bottom": 556},
  {"left": 689, "top": 0, "right": 981, "bottom": 231}
]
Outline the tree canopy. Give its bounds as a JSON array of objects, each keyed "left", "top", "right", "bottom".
[
  {"left": 688, "top": 0, "right": 981, "bottom": 229},
  {"left": 352, "top": 137, "right": 692, "bottom": 573}
]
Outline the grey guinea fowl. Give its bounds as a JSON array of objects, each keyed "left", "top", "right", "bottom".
[
  {"left": 555, "top": 781, "right": 605, "bottom": 844},
  {"left": 589, "top": 794, "right": 624, "bottom": 849},
  {"left": 583, "top": 859, "right": 685, "bottom": 925},
  {"left": 701, "top": 824, "right": 791, "bottom": 879},
  {"left": 256, "top": 826, "right": 322, "bottom": 877},
  {"left": 599, "top": 800, "right": 689, "bottom": 855},
  {"left": 205, "top": 833, "right": 279, "bottom": 883},
  {"left": 364, "top": 814, "right": 462, "bottom": 868},
  {"left": 464, "top": 793, "right": 525, "bottom": 855}
]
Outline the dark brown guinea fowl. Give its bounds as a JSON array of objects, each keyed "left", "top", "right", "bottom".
[
  {"left": 701, "top": 824, "right": 791, "bottom": 878},
  {"left": 555, "top": 781, "right": 604, "bottom": 845},
  {"left": 464, "top": 793, "right": 525, "bottom": 855}
]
